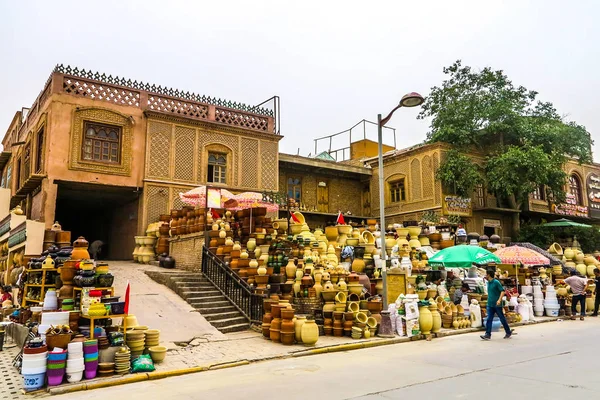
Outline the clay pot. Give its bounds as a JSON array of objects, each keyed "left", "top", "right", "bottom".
[
  {"left": 300, "top": 319, "right": 319, "bottom": 346},
  {"left": 419, "top": 306, "right": 433, "bottom": 335},
  {"left": 71, "top": 236, "right": 90, "bottom": 260},
  {"left": 431, "top": 308, "right": 441, "bottom": 333}
]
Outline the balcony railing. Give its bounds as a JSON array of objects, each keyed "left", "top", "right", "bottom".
[{"left": 201, "top": 246, "right": 264, "bottom": 323}]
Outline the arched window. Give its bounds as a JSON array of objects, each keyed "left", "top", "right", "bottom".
[{"left": 569, "top": 174, "right": 583, "bottom": 205}]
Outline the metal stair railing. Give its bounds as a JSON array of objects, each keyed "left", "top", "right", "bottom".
[{"left": 201, "top": 246, "right": 264, "bottom": 323}]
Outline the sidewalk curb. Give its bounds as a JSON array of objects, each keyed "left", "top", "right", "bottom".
[{"left": 45, "top": 317, "right": 559, "bottom": 396}]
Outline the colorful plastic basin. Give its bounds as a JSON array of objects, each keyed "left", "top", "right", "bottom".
[{"left": 23, "top": 373, "right": 45, "bottom": 391}]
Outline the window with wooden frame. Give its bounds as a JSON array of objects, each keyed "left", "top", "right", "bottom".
[
  {"left": 14, "top": 157, "right": 21, "bottom": 190},
  {"left": 389, "top": 178, "right": 406, "bottom": 203},
  {"left": 475, "top": 184, "right": 485, "bottom": 207},
  {"left": 5, "top": 165, "right": 11, "bottom": 190},
  {"left": 531, "top": 185, "right": 545, "bottom": 201},
  {"left": 569, "top": 174, "right": 583, "bottom": 205},
  {"left": 82, "top": 121, "right": 122, "bottom": 164},
  {"left": 23, "top": 143, "right": 31, "bottom": 183},
  {"left": 207, "top": 153, "right": 227, "bottom": 184},
  {"left": 36, "top": 126, "right": 44, "bottom": 173},
  {"left": 287, "top": 177, "right": 302, "bottom": 203}
]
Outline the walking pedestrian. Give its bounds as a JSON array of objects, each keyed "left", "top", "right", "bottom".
[
  {"left": 592, "top": 269, "right": 600, "bottom": 317},
  {"left": 480, "top": 270, "right": 513, "bottom": 340},
  {"left": 564, "top": 270, "right": 589, "bottom": 320}
]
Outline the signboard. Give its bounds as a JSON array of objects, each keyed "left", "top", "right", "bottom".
[
  {"left": 442, "top": 195, "right": 472, "bottom": 217},
  {"left": 553, "top": 193, "right": 588, "bottom": 218},
  {"left": 206, "top": 188, "right": 222, "bottom": 209},
  {"left": 483, "top": 218, "right": 501, "bottom": 228},
  {"left": 385, "top": 270, "right": 407, "bottom": 304},
  {"left": 587, "top": 174, "right": 600, "bottom": 219}
]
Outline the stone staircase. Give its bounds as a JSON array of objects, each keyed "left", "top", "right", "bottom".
[{"left": 145, "top": 271, "right": 249, "bottom": 333}]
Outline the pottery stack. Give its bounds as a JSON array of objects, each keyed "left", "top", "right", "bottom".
[
  {"left": 83, "top": 339, "right": 99, "bottom": 379},
  {"left": 66, "top": 342, "right": 84, "bottom": 383},
  {"left": 144, "top": 329, "right": 160, "bottom": 350},
  {"left": 21, "top": 344, "right": 48, "bottom": 392},
  {"left": 126, "top": 328, "right": 145, "bottom": 358},
  {"left": 544, "top": 286, "right": 560, "bottom": 317},
  {"left": 42, "top": 289, "right": 58, "bottom": 311},
  {"left": 533, "top": 285, "right": 544, "bottom": 317},
  {"left": 114, "top": 347, "right": 131, "bottom": 375},
  {"left": 47, "top": 348, "right": 68, "bottom": 386}
]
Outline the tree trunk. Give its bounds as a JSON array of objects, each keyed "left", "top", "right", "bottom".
[{"left": 507, "top": 194, "right": 522, "bottom": 241}]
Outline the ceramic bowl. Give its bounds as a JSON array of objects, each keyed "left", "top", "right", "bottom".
[{"left": 148, "top": 346, "right": 167, "bottom": 363}]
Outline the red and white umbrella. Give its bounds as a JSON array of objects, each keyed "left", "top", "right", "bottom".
[
  {"left": 178, "top": 186, "right": 278, "bottom": 212},
  {"left": 494, "top": 245, "right": 550, "bottom": 266}
]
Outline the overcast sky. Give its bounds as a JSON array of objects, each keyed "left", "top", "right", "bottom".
[{"left": 1, "top": 1, "right": 598, "bottom": 160}]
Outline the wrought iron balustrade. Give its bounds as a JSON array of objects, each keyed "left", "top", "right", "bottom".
[{"left": 201, "top": 246, "right": 264, "bottom": 323}]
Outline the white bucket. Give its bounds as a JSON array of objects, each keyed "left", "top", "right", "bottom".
[{"left": 545, "top": 304, "right": 560, "bottom": 317}]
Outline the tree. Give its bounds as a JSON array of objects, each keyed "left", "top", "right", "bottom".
[{"left": 419, "top": 60, "right": 593, "bottom": 231}]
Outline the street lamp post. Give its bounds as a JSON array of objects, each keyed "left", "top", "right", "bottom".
[{"left": 378, "top": 92, "right": 424, "bottom": 307}]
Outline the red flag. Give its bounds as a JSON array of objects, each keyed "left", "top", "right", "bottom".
[
  {"left": 124, "top": 281, "right": 131, "bottom": 315},
  {"left": 290, "top": 211, "right": 301, "bottom": 223},
  {"left": 336, "top": 211, "right": 346, "bottom": 225},
  {"left": 211, "top": 208, "right": 220, "bottom": 219}
]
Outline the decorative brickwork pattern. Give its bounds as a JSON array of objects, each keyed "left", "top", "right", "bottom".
[
  {"left": 422, "top": 155, "right": 433, "bottom": 199},
  {"left": 260, "top": 141, "right": 278, "bottom": 190},
  {"left": 171, "top": 186, "right": 191, "bottom": 211},
  {"left": 174, "top": 126, "right": 196, "bottom": 182},
  {"left": 147, "top": 121, "right": 171, "bottom": 178},
  {"left": 148, "top": 95, "right": 208, "bottom": 120},
  {"left": 63, "top": 77, "right": 140, "bottom": 107},
  {"left": 433, "top": 153, "right": 441, "bottom": 206},
  {"left": 240, "top": 138, "right": 259, "bottom": 187},
  {"left": 410, "top": 159, "right": 421, "bottom": 201},
  {"left": 169, "top": 234, "right": 205, "bottom": 272},
  {"left": 215, "top": 108, "right": 269, "bottom": 132},
  {"left": 145, "top": 184, "right": 169, "bottom": 225}
]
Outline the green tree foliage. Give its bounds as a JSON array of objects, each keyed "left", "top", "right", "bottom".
[
  {"left": 419, "top": 60, "right": 593, "bottom": 210},
  {"left": 517, "top": 224, "right": 600, "bottom": 254}
]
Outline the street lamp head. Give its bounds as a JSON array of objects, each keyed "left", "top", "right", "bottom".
[{"left": 399, "top": 92, "right": 424, "bottom": 108}]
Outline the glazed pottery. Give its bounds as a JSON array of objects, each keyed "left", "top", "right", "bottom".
[
  {"left": 71, "top": 237, "right": 90, "bottom": 260},
  {"left": 294, "top": 315, "right": 306, "bottom": 343}
]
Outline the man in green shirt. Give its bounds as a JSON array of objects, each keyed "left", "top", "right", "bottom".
[{"left": 481, "top": 269, "right": 513, "bottom": 340}]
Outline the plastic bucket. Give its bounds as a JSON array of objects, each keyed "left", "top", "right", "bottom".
[
  {"left": 23, "top": 373, "right": 45, "bottom": 391},
  {"left": 545, "top": 304, "right": 560, "bottom": 317},
  {"left": 66, "top": 369, "right": 84, "bottom": 383}
]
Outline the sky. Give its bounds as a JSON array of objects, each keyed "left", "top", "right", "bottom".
[{"left": 0, "top": 0, "right": 598, "bottom": 159}]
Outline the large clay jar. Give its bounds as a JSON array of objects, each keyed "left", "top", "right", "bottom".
[
  {"left": 160, "top": 254, "right": 176, "bottom": 269},
  {"left": 300, "top": 319, "right": 319, "bottom": 346},
  {"left": 576, "top": 263, "right": 587, "bottom": 277},
  {"left": 564, "top": 247, "right": 575, "bottom": 261},
  {"left": 71, "top": 237, "right": 90, "bottom": 260},
  {"left": 351, "top": 257, "right": 365, "bottom": 273},
  {"left": 294, "top": 315, "right": 306, "bottom": 343},
  {"left": 97, "top": 273, "right": 114, "bottom": 287},
  {"left": 587, "top": 264, "right": 596, "bottom": 278},
  {"left": 247, "top": 238, "right": 257, "bottom": 252},
  {"left": 419, "top": 305, "right": 433, "bottom": 335}
]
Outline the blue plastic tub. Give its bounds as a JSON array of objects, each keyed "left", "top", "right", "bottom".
[{"left": 23, "top": 373, "right": 45, "bottom": 391}]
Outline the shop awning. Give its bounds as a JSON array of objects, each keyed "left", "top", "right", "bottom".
[
  {"left": 179, "top": 186, "right": 279, "bottom": 212},
  {"left": 542, "top": 218, "right": 592, "bottom": 228}
]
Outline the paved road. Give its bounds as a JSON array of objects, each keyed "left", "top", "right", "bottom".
[{"left": 57, "top": 318, "right": 600, "bottom": 400}]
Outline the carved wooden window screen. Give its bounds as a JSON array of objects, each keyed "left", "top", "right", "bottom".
[
  {"left": 475, "top": 184, "right": 485, "bottom": 207},
  {"left": 390, "top": 179, "right": 406, "bottom": 203},
  {"left": 23, "top": 143, "right": 31, "bottom": 185},
  {"left": 82, "top": 121, "right": 122, "bottom": 164},
  {"left": 207, "top": 153, "right": 226, "bottom": 184},
  {"left": 287, "top": 177, "right": 302, "bottom": 203},
  {"left": 5, "top": 165, "right": 11, "bottom": 190},
  {"left": 15, "top": 157, "right": 21, "bottom": 190}
]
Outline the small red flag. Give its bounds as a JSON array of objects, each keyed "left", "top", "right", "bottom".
[
  {"left": 336, "top": 212, "right": 346, "bottom": 225},
  {"left": 290, "top": 211, "right": 301, "bottom": 223},
  {"left": 124, "top": 281, "right": 131, "bottom": 315}
]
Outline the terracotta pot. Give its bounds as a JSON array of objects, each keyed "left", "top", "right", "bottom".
[{"left": 431, "top": 308, "right": 441, "bottom": 333}]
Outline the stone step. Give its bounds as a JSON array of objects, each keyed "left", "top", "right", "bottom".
[
  {"left": 194, "top": 305, "right": 238, "bottom": 314},
  {"left": 170, "top": 277, "right": 209, "bottom": 284},
  {"left": 210, "top": 316, "right": 249, "bottom": 328},
  {"left": 202, "top": 311, "right": 243, "bottom": 321},
  {"left": 185, "top": 295, "right": 228, "bottom": 304},
  {"left": 219, "top": 323, "right": 250, "bottom": 334},
  {"left": 178, "top": 289, "right": 222, "bottom": 297},
  {"left": 175, "top": 285, "right": 219, "bottom": 292}
]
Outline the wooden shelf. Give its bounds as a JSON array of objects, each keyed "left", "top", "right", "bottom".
[
  {"left": 25, "top": 284, "right": 55, "bottom": 288},
  {"left": 25, "top": 298, "right": 42, "bottom": 303}
]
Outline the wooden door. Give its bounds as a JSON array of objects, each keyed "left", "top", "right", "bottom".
[{"left": 317, "top": 182, "right": 329, "bottom": 213}]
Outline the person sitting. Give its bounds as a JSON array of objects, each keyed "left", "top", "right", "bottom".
[
  {"left": 1, "top": 286, "right": 12, "bottom": 305},
  {"left": 453, "top": 283, "right": 470, "bottom": 305}
]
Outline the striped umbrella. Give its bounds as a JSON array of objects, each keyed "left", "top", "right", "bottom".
[{"left": 493, "top": 245, "right": 550, "bottom": 266}]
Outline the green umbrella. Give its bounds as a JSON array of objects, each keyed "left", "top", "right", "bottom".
[
  {"left": 429, "top": 246, "right": 501, "bottom": 269},
  {"left": 542, "top": 218, "right": 592, "bottom": 228}
]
